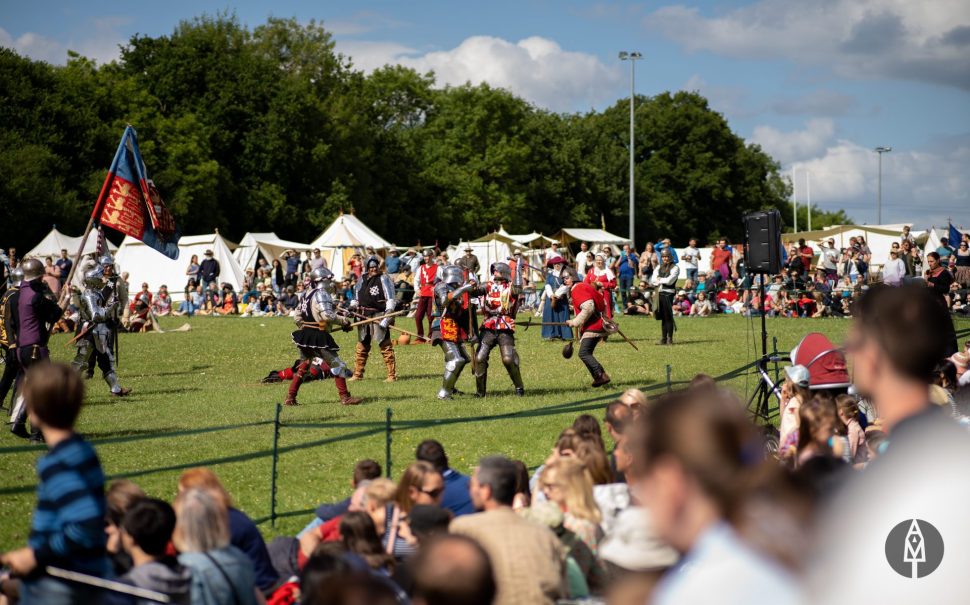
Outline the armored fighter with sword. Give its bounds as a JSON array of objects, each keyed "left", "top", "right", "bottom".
[
  {"left": 70, "top": 266, "right": 131, "bottom": 397},
  {"left": 348, "top": 255, "right": 397, "bottom": 382},
  {"left": 284, "top": 267, "right": 363, "bottom": 407}
]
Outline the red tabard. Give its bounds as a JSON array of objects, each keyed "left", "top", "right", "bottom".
[{"left": 570, "top": 282, "right": 605, "bottom": 332}]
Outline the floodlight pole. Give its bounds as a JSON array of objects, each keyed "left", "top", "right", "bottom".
[
  {"left": 875, "top": 146, "right": 892, "bottom": 225},
  {"left": 619, "top": 51, "right": 642, "bottom": 249}
]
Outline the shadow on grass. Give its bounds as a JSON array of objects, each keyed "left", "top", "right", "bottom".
[
  {"left": 128, "top": 365, "right": 214, "bottom": 378},
  {"left": 127, "top": 386, "right": 203, "bottom": 396}
]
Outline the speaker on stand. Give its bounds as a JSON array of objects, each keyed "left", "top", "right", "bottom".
[{"left": 743, "top": 209, "right": 786, "bottom": 453}]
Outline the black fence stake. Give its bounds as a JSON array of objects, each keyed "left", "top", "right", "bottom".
[
  {"left": 665, "top": 364, "right": 672, "bottom": 392},
  {"left": 385, "top": 407, "right": 393, "bottom": 479},
  {"left": 270, "top": 403, "right": 282, "bottom": 528}
]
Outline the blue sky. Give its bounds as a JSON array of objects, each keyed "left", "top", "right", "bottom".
[{"left": 2, "top": 0, "right": 968, "bottom": 229}]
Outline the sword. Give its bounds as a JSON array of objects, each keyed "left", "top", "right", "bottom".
[{"left": 519, "top": 317, "right": 570, "bottom": 331}]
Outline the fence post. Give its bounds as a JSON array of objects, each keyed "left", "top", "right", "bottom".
[
  {"left": 270, "top": 404, "right": 281, "bottom": 528},
  {"left": 385, "top": 407, "right": 393, "bottom": 479},
  {"left": 665, "top": 364, "right": 672, "bottom": 392}
]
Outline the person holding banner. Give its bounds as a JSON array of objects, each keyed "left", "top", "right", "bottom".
[{"left": 71, "top": 267, "right": 131, "bottom": 398}]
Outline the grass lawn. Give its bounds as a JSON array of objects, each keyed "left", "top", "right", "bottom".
[{"left": 1, "top": 311, "right": 959, "bottom": 550}]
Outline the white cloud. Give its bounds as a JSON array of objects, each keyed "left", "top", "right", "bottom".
[
  {"left": 646, "top": 0, "right": 970, "bottom": 90},
  {"left": 682, "top": 74, "right": 756, "bottom": 118},
  {"left": 751, "top": 119, "right": 836, "bottom": 165},
  {"left": 0, "top": 18, "right": 128, "bottom": 65},
  {"left": 337, "top": 35, "right": 623, "bottom": 112},
  {"left": 768, "top": 123, "right": 970, "bottom": 226}
]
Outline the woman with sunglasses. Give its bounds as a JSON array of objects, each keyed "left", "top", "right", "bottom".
[
  {"left": 538, "top": 457, "right": 603, "bottom": 555},
  {"left": 384, "top": 461, "right": 444, "bottom": 559}
]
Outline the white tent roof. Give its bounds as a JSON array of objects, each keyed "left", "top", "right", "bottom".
[
  {"left": 554, "top": 228, "right": 630, "bottom": 247},
  {"left": 25, "top": 227, "right": 117, "bottom": 260},
  {"left": 234, "top": 232, "right": 311, "bottom": 271},
  {"left": 115, "top": 233, "right": 245, "bottom": 302},
  {"left": 310, "top": 214, "right": 392, "bottom": 250},
  {"left": 783, "top": 224, "right": 909, "bottom": 267}
]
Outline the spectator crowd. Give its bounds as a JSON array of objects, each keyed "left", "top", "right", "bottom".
[{"left": 2, "top": 279, "right": 969, "bottom": 604}]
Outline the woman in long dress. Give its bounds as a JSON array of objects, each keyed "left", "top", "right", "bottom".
[
  {"left": 541, "top": 257, "right": 571, "bottom": 340},
  {"left": 583, "top": 253, "right": 617, "bottom": 318}
]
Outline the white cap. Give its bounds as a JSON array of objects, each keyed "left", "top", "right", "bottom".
[
  {"left": 784, "top": 364, "right": 810, "bottom": 388},
  {"left": 599, "top": 507, "right": 679, "bottom": 571}
]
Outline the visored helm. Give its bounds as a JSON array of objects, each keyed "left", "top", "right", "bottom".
[
  {"left": 490, "top": 262, "right": 512, "bottom": 282},
  {"left": 98, "top": 254, "right": 115, "bottom": 270},
  {"left": 365, "top": 255, "right": 381, "bottom": 271},
  {"left": 21, "top": 258, "right": 44, "bottom": 281},
  {"left": 309, "top": 266, "right": 334, "bottom": 284},
  {"left": 9, "top": 267, "right": 24, "bottom": 286},
  {"left": 441, "top": 265, "right": 464, "bottom": 287},
  {"left": 83, "top": 267, "right": 105, "bottom": 289}
]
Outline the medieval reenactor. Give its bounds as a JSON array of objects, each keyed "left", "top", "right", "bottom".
[
  {"left": 349, "top": 256, "right": 397, "bottom": 382},
  {"left": 650, "top": 249, "right": 680, "bottom": 345},
  {"left": 262, "top": 358, "right": 334, "bottom": 384},
  {"left": 473, "top": 260, "right": 525, "bottom": 397},
  {"left": 284, "top": 267, "right": 362, "bottom": 407},
  {"left": 10, "top": 259, "right": 63, "bottom": 439},
  {"left": 541, "top": 256, "right": 571, "bottom": 340},
  {"left": 431, "top": 265, "right": 479, "bottom": 399},
  {"left": 0, "top": 267, "right": 23, "bottom": 410},
  {"left": 562, "top": 267, "right": 612, "bottom": 388},
  {"left": 71, "top": 267, "right": 131, "bottom": 397}
]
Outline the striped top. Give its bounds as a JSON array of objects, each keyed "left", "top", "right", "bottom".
[{"left": 28, "top": 433, "right": 110, "bottom": 577}]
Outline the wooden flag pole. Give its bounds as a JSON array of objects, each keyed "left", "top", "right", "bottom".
[{"left": 58, "top": 216, "right": 96, "bottom": 309}]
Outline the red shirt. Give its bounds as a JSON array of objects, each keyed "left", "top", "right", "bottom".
[
  {"left": 716, "top": 290, "right": 739, "bottom": 304},
  {"left": 418, "top": 264, "right": 438, "bottom": 297},
  {"left": 799, "top": 246, "right": 814, "bottom": 272},
  {"left": 570, "top": 282, "right": 605, "bottom": 332},
  {"left": 711, "top": 247, "right": 732, "bottom": 271}
]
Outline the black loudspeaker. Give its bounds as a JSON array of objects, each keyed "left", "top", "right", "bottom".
[{"left": 743, "top": 209, "right": 782, "bottom": 274}]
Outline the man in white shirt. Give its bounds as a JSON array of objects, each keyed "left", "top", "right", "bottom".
[
  {"left": 819, "top": 238, "right": 840, "bottom": 283},
  {"left": 682, "top": 238, "right": 700, "bottom": 283},
  {"left": 575, "top": 242, "right": 590, "bottom": 277}
]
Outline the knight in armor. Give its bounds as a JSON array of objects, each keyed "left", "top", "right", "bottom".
[
  {"left": 0, "top": 268, "right": 24, "bottom": 410},
  {"left": 81, "top": 255, "right": 127, "bottom": 376},
  {"left": 562, "top": 267, "right": 612, "bottom": 388},
  {"left": 285, "top": 267, "right": 363, "bottom": 406},
  {"left": 431, "top": 265, "right": 479, "bottom": 400},
  {"left": 71, "top": 267, "right": 132, "bottom": 398},
  {"left": 349, "top": 256, "right": 397, "bottom": 382},
  {"left": 10, "top": 259, "right": 63, "bottom": 439},
  {"left": 473, "top": 259, "right": 525, "bottom": 397}
]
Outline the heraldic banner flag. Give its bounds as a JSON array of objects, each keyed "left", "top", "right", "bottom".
[{"left": 92, "top": 126, "right": 181, "bottom": 259}]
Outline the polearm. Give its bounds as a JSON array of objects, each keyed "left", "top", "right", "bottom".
[
  {"left": 59, "top": 166, "right": 115, "bottom": 309},
  {"left": 521, "top": 316, "right": 639, "bottom": 351},
  {"left": 343, "top": 308, "right": 422, "bottom": 340}
]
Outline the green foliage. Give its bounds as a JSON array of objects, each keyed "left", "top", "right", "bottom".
[{"left": 0, "top": 15, "right": 844, "bottom": 251}]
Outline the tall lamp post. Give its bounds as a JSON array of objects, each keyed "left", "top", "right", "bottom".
[
  {"left": 875, "top": 146, "right": 892, "bottom": 225},
  {"left": 619, "top": 51, "right": 642, "bottom": 248}
]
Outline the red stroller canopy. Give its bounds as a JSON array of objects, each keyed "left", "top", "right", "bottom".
[{"left": 791, "top": 332, "right": 850, "bottom": 389}]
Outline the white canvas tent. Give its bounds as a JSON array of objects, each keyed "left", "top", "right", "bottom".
[
  {"left": 446, "top": 234, "right": 531, "bottom": 282},
  {"left": 309, "top": 214, "right": 393, "bottom": 280},
  {"left": 114, "top": 233, "right": 245, "bottom": 302},
  {"left": 782, "top": 224, "right": 911, "bottom": 269},
  {"left": 25, "top": 227, "right": 117, "bottom": 260},
  {"left": 234, "top": 232, "right": 310, "bottom": 272},
  {"left": 553, "top": 228, "right": 630, "bottom": 249}
]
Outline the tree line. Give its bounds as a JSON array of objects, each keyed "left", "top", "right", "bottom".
[{"left": 0, "top": 14, "right": 850, "bottom": 252}]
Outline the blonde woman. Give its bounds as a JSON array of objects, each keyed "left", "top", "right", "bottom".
[
  {"left": 539, "top": 457, "right": 603, "bottom": 554},
  {"left": 173, "top": 488, "right": 261, "bottom": 605}
]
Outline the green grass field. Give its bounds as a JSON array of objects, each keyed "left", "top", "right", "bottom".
[{"left": 0, "top": 311, "right": 944, "bottom": 550}]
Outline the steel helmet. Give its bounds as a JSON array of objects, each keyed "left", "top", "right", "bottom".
[
  {"left": 309, "top": 266, "right": 334, "bottom": 284},
  {"left": 365, "top": 255, "right": 382, "bottom": 270},
  {"left": 490, "top": 262, "right": 512, "bottom": 282},
  {"left": 21, "top": 258, "right": 44, "bottom": 281},
  {"left": 83, "top": 267, "right": 105, "bottom": 289},
  {"left": 9, "top": 267, "right": 24, "bottom": 286},
  {"left": 441, "top": 265, "right": 464, "bottom": 287}
]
